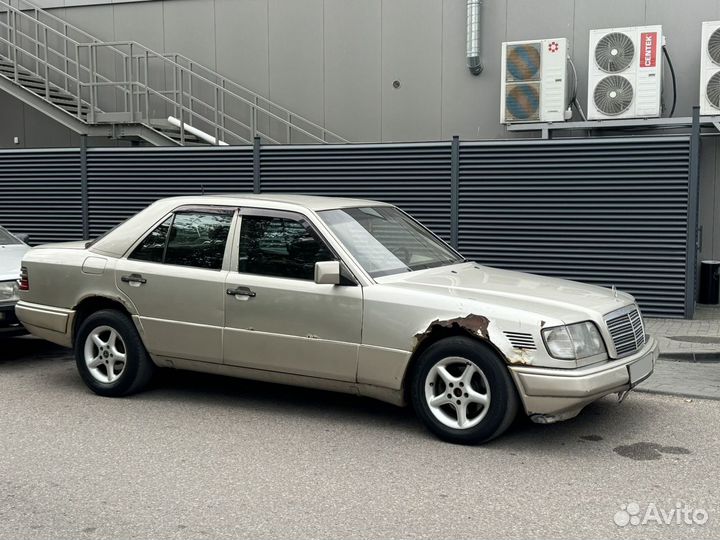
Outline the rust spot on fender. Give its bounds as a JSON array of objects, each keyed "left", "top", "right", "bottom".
[
  {"left": 414, "top": 314, "right": 490, "bottom": 345},
  {"left": 414, "top": 314, "right": 533, "bottom": 366}
]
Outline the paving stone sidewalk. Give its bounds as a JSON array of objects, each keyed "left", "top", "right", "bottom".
[
  {"left": 636, "top": 358, "right": 720, "bottom": 400},
  {"left": 637, "top": 304, "right": 720, "bottom": 400},
  {"left": 647, "top": 321, "right": 720, "bottom": 361}
]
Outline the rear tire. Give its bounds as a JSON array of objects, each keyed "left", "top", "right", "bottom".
[
  {"left": 74, "top": 309, "right": 155, "bottom": 397},
  {"left": 410, "top": 336, "right": 518, "bottom": 445}
]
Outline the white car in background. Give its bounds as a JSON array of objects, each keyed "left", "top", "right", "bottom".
[{"left": 0, "top": 226, "right": 30, "bottom": 336}]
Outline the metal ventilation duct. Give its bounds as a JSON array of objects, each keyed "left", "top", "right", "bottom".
[{"left": 466, "top": 0, "right": 483, "bottom": 75}]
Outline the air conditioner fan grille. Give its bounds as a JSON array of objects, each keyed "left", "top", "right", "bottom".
[
  {"left": 506, "top": 43, "right": 541, "bottom": 81},
  {"left": 595, "top": 32, "right": 634, "bottom": 73},
  {"left": 505, "top": 84, "right": 540, "bottom": 121},
  {"left": 709, "top": 28, "right": 720, "bottom": 65},
  {"left": 593, "top": 75, "right": 633, "bottom": 116},
  {"left": 707, "top": 72, "right": 720, "bottom": 109}
]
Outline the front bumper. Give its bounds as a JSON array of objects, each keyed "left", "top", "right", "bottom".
[
  {"left": 0, "top": 302, "right": 26, "bottom": 337},
  {"left": 508, "top": 336, "right": 659, "bottom": 423}
]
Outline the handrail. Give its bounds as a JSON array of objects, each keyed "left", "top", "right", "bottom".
[
  {"left": 79, "top": 41, "right": 337, "bottom": 144},
  {"left": 0, "top": 0, "right": 347, "bottom": 145},
  {"left": 164, "top": 52, "right": 348, "bottom": 143},
  {"left": 0, "top": 9, "right": 114, "bottom": 120}
]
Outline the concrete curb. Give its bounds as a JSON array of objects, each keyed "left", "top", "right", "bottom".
[
  {"left": 634, "top": 386, "right": 720, "bottom": 401},
  {"left": 657, "top": 351, "right": 720, "bottom": 362}
]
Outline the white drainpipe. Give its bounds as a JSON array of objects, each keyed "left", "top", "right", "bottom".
[{"left": 167, "top": 116, "right": 229, "bottom": 146}]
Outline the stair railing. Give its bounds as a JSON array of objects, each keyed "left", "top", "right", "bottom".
[
  {"left": 0, "top": 2, "right": 110, "bottom": 120},
  {"left": 0, "top": 0, "right": 347, "bottom": 145},
  {"left": 165, "top": 53, "right": 348, "bottom": 144}
]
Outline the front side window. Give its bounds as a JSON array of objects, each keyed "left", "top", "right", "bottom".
[
  {"left": 318, "top": 206, "right": 463, "bottom": 277},
  {"left": 238, "top": 214, "right": 334, "bottom": 280},
  {"left": 129, "top": 210, "right": 232, "bottom": 270}
]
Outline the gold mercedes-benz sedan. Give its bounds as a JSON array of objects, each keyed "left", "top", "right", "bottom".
[{"left": 15, "top": 194, "right": 657, "bottom": 444}]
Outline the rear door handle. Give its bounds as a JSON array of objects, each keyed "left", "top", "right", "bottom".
[
  {"left": 227, "top": 286, "right": 256, "bottom": 298},
  {"left": 121, "top": 273, "right": 147, "bottom": 285}
]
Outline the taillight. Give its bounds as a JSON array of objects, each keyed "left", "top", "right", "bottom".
[{"left": 18, "top": 266, "right": 29, "bottom": 291}]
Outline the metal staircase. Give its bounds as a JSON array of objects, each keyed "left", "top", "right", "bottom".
[{"left": 0, "top": 0, "right": 347, "bottom": 146}]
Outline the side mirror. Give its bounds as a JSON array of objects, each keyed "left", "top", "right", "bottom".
[
  {"left": 15, "top": 233, "right": 30, "bottom": 244},
  {"left": 314, "top": 261, "right": 341, "bottom": 285}
]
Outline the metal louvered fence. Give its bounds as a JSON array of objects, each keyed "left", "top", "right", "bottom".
[
  {"left": 458, "top": 137, "right": 694, "bottom": 318},
  {"left": 0, "top": 134, "right": 698, "bottom": 317},
  {"left": 86, "top": 147, "right": 255, "bottom": 238}
]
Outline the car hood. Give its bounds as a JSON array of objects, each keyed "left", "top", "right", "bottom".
[
  {"left": 376, "top": 262, "right": 633, "bottom": 323},
  {"left": 0, "top": 244, "right": 30, "bottom": 281}
]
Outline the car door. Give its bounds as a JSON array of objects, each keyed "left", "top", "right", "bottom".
[
  {"left": 116, "top": 205, "right": 235, "bottom": 364},
  {"left": 223, "top": 208, "right": 362, "bottom": 381}
]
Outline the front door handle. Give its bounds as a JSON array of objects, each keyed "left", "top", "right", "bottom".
[
  {"left": 226, "top": 286, "right": 256, "bottom": 298},
  {"left": 121, "top": 273, "right": 147, "bottom": 285}
]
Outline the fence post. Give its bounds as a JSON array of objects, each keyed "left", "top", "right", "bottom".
[
  {"left": 685, "top": 107, "right": 701, "bottom": 319},
  {"left": 80, "top": 135, "right": 89, "bottom": 239},
  {"left": 450, "top": 135, "right": 460, "bottom": 250},
  {"left": 253, "top": 136, "right": 261, "bottom": 194}
]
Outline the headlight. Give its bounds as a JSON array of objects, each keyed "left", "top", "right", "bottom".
[
  {"left": 0, "top": 280, "right": 19, "bottom": 302},
  {"left": 542, "top": 321, "right": 606, "bottom": 360}
]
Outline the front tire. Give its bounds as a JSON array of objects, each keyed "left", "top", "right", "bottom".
[
  {"left": 74, "top": 309, "right": 155, "bottom": 397},
  {"left": 410, "top": 336, "right": 518, "bottom": 445}
]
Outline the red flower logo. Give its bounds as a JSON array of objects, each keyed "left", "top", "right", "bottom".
[{"left": 548, "top": 41, "right": 560, "bottom": 53}]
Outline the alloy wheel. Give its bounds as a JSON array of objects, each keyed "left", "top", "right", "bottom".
[
  {"left": 424, "top": 356, "right": 491, "bottom": 429},
  {"left": 83, "top": 325, "right": 127, "bottom": 384}
]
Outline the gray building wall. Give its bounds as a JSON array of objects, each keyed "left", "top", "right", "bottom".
[{"left": 2, "top": 0, "right": 720, "bottom": 260}]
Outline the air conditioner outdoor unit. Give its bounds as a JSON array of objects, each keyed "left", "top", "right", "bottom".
[
  {"left": 700, "top": 21, "right": 720, "bottom": 116},
  {"left": 500, "top": 37, "right": 568, "bottom": 124},
  {"left": 587, "top": 25, "right": 663, "bottom": 120}
]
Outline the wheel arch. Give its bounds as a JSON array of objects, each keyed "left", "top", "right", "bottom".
[
  {"left": 72, "top": 295, "right": 139, "bottom": 346},
  {"left": 401, "top": 322, "right": 508, "bottom": 403}
]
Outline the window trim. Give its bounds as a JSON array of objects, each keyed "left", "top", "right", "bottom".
[
  {"left": 173, "top": 204, "right": 236, "bottom": 216},
  {"left": 126, "top": 205, "right": 238, "bottom": 271}
]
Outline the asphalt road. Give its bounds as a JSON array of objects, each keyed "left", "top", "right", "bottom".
[{"left": 1, "top": 336, "right": 718, "bottom": 540}]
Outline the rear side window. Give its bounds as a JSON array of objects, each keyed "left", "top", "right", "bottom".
[
  {"left": 130, "top": 217, "right": 171, "bottom": 263},
  {"left": 165, "top": 212, "right": 232, "bottom": 269},
  {"left": 129, "top": 210, "right": 233, "bottom": 270}
]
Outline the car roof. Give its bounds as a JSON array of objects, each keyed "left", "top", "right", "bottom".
[
  {"left": 165, "top": 193, "right": 391, "bottom": 212},
  {"left": 88, "top": 193, "right": 393, "bottom": 257}
]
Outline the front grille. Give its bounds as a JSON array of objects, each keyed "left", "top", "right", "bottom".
[
  {"left": 605, "top": 305, "right": 646, "bottom": 358},
  {"left": 504, "top": 331, "right": 536, "bottom": 350}
]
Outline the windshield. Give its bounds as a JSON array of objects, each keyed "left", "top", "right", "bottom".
[
  {"left": 318, "top": 206, "right": 464, "bottom": 277},
  {"left": 0, "top": 227, "right": 21, "bottom": 245}
]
